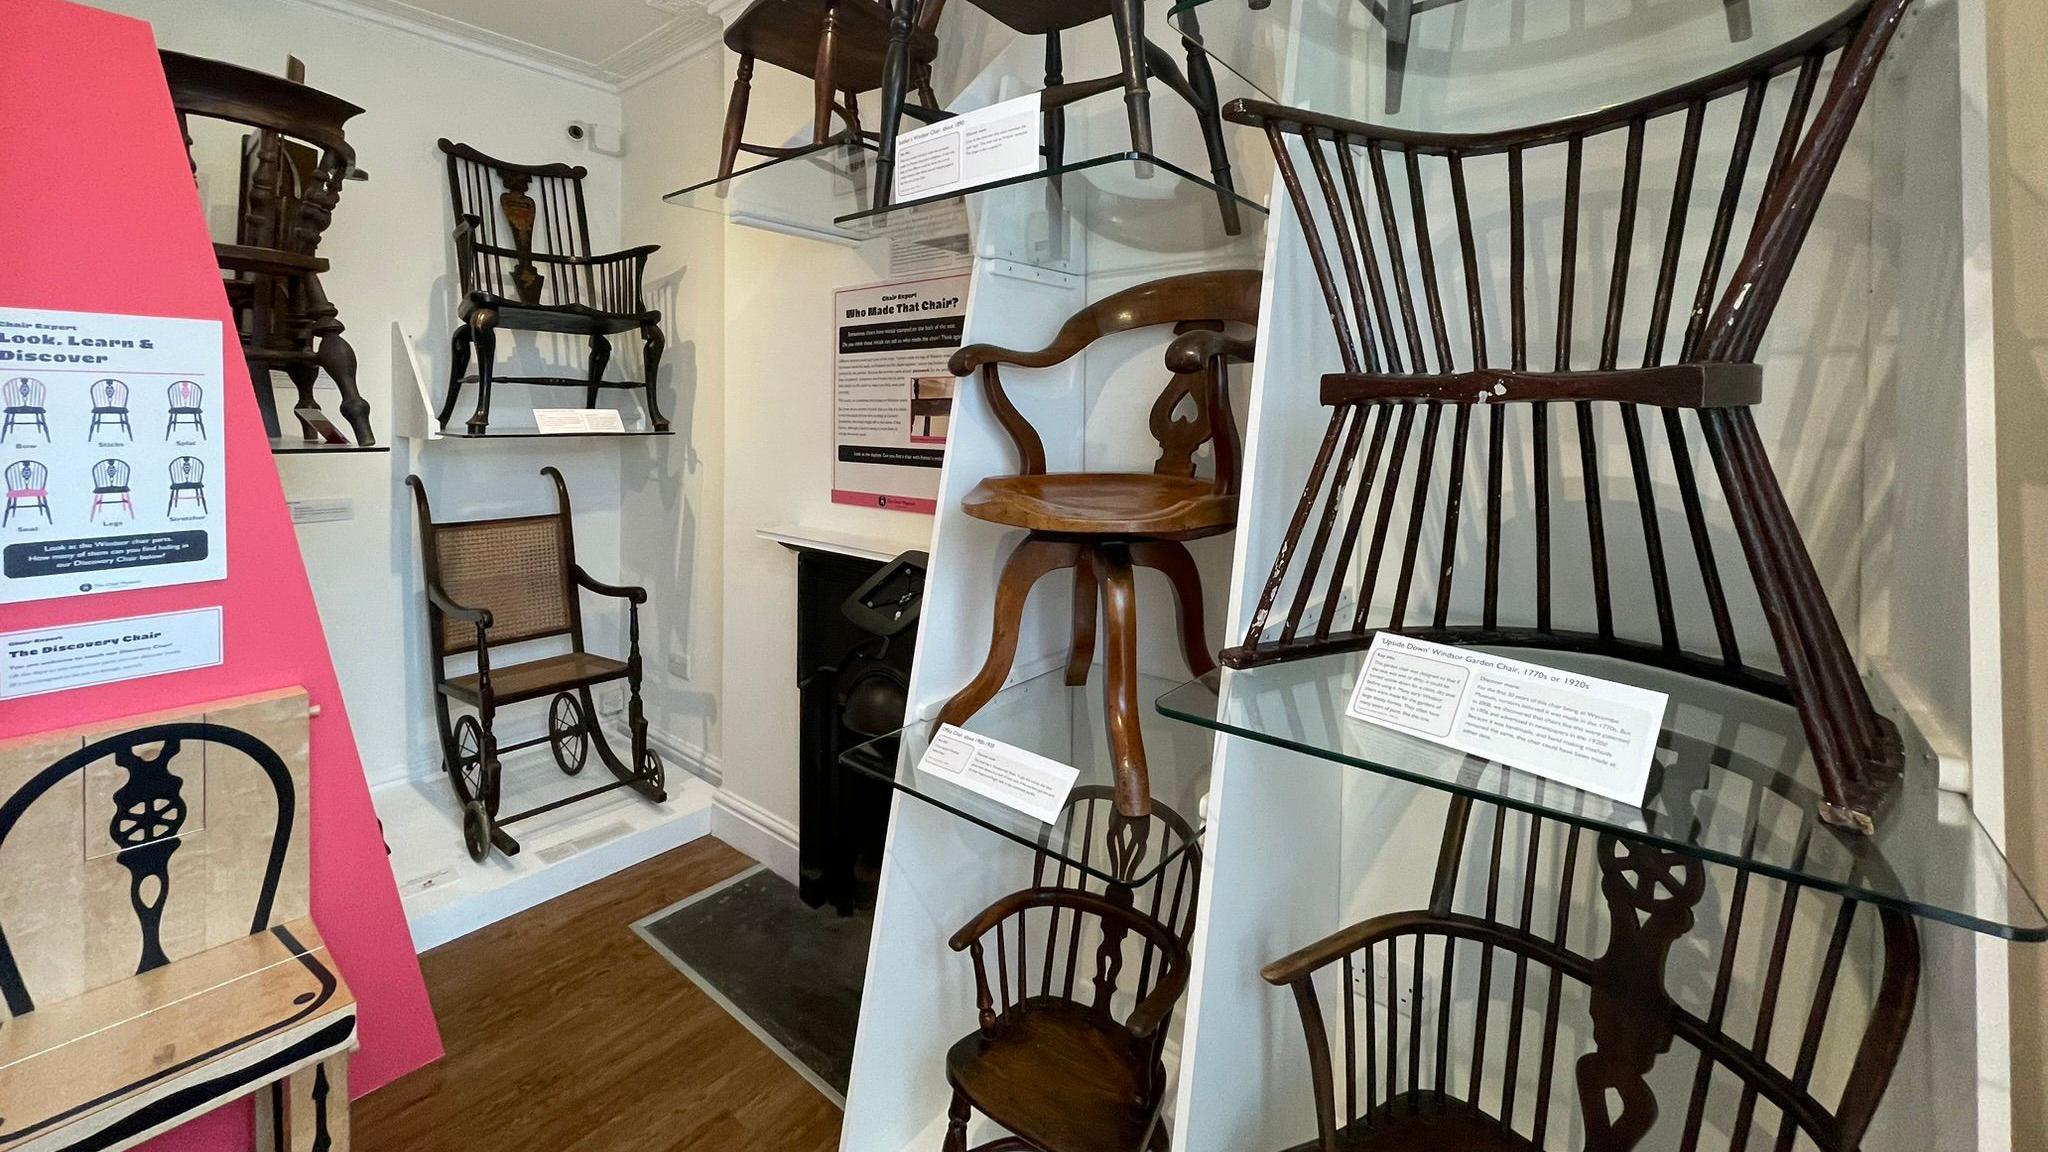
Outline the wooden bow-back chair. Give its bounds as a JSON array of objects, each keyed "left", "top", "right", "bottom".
[
  {"left": 1225, "top": 0, "right": 1913, "bottom": 833},
  {"left": 718, "top": 0, "right": 950, "bottom": 199},
  {"left": 3, "top": 377, "right": 48, "bottom": 441},
  {"left": 408, "top": 468, "right": 665, "bottom": 861},
  {"left": 437, "top": 141, "right": 666, "bottom": 436},
  {"left": 3, "top": 460, "right": 51, "bottom": 527},
  {"left": 1263, "top": 763, "right": 1918, "bottom": 1152},
  {"left": 0, "top": 690, "right": 356, "bottom": 1152},
  {"left": 88, "top": 378, "right": 132, "bottom": 441},
  {"left": 938, "top": 270, "right": 1261, "bottom": 819},
  {"left": 957, "top": 0, "right": 1243, "bottom": 234},
  {"left": 89, "top": 458, "right": 133, "bottom": 522},
  {"left": 166, "top": 379, "right": 207, "bottom": 438},
  {"left": 168, "top": 455, "right": 207, "bottom": 515},
  {"left": 944, "top": 786, "right": 1203, "bottom": 1152},
  {"left": 161, "top": 51, "right": 374, "bottom": 446}
]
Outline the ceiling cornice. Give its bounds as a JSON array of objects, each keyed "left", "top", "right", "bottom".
[{"left": 286, "top": 0, "right": 723, "bottom": 93}]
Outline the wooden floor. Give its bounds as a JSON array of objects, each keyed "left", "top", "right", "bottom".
[{"left": 355, "top": 837, "right": 845, "bottom": 1151}]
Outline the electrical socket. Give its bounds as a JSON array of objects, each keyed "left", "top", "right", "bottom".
[{"left": 668, "top": 652, "right": 690, "bottom": 681}]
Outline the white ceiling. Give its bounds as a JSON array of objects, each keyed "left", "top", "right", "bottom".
[{"left": 334, "top": 0, "right": 721, "bottom": 86}]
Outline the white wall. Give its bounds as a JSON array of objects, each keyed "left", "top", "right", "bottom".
[{"left": 102, "top": 0, "right": 637, "bottom": 788}]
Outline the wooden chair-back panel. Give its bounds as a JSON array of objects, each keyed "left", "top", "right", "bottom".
[
  {"left": 1270, "top": 743, "right": 1918, "bottom": 1151},
  {"left": 0, "top": 690, "right": 310, "bottom": 1017},
  {"left": 439, "top": 139, "right": 613, "bottom": 309},
  {"left": 423, "top": 514, "right": 576, "bottom": 655},
  {"left": 1226, "top": 0, "right": 1908, "bottom": 689}
]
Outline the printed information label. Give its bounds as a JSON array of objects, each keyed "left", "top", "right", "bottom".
[
  {"left": 533, "top": 408, "right": 627, "bottom": 434},
  {"left": 1, "top": 606, "right": 224, "bottom": 699},
  {"left": 917, "top": 724, "right": 1080, "bottom": 825},
  {"left": 1346, "top": 634, "right": 1669, "bottom": 807},
  {"left": 891, "top": 91, "right": 1043, "bottom": 202}
]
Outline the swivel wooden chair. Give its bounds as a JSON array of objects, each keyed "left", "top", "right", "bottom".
[
  {"left": 408, "top": 468, "right": 665, "bottom": 861},
  {"left": 718, "top": 0, "right": 951, "bottom": 198},
  {"left": 943, "top": 787, "right": 1201, "bottom": 1152},
  {"left": 437, "top": 141, "right": 666, "bottom": 436},
  {"left": 1227, "top": 0, "right": 1914, "bottom": 832},
  {"left": 938, "top": 269, "right": 1261, "bottom": 818}
]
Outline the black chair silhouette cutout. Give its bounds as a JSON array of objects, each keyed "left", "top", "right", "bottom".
[
  {"left": 3, "top": 377, "right": 50, "bottom": 441},
  {"left": 167, "top": 456, "right": 207, "bottom": 516},
  {"left": 4, "top": 459, "right": 51, "bottom": 526},
  {"left": 166, "top": 380, "right": 207, "bottom": 439},
  {"left": 87, "top": 378, "right": 133, "bottom": 441},
  {"left": 90, "top": 458, "right": 134, "bottom": 521}
]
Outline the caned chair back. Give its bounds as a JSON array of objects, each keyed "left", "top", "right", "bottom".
[
  {"left": 0, "top": 691, "right": 310, "bottom": 1019},
  {"left": 167, "top": 380, "right": 204, "bottom": 410},
  {"left": 91, "top": 459, "right": 130, "bottom": 490},
  {"left": 1226, "top": 0, "right": 1910, "bottom": 688},
  {"left": 407, "top": 471, "right": 585, "bottom": 659},
  {"left": 5, "top": 378, "right": 45, "bottom": 410},
  {"left": 4, "top": 461, "right": 46, "bottom": 493},
  {"left": 91, "top": 379, "right": 129, "bottom": 410}
]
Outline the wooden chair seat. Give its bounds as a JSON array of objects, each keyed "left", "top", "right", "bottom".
[
  {"left": 963, "top": 0, "right": 1113, "bottom": 36},
  {"left": 460, "top": 292, "right": 661, "bottom": 337},
  {"left": 961, "top": 473, "right": 1236, "bottom": 539},
  {"left": 724, "top": 0, "right": 939, "bottom": 91},
  {"left": 0, "top": 918, "right": 356, "bottom": 1152},
  {"left": 440, "top": 651, "right": 628, "bottom": 707},
  {"left": 945, "top": 998, "right": 1164, "bottom": 1152},
  {"left": 1276, "top": 1094, "right": 1537, "bottom": 1152}
]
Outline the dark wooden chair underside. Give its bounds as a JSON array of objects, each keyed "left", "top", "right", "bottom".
[
  {"left": 945, "top": 998, "right": 1163, "bottom": 1152},
  {"left": 725, "top": 0, "right": 939, "bottom": 90},
  {"left": 1278, "top": 1094, "right": 1538, "bottom": 1152},
  {"left": 962, "top": 474, "right": 1236, "bottom": 540},
  {"left": 440, "top": 651, "right": 627, "bottom": 706},
  {"left": 460, "top": 293, "right": 659, "bottom": 337},
  {"left": 966, "top": 0, "right": 1115, "bottom": 35}
]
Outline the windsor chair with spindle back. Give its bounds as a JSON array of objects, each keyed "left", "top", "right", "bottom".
[
  {"left": 3, "top": 378, "right": 49, "bottom": 441},
  {"left": 942, "top": 786, "right": 1203, "bottom": 1152},
  {"left": 166, "top": 379, "right": 207, "bottom": 439},
  {"left": 437, "top": 141, "right": 666, "bottom": 436},
  {"left": 88, "top": 378, "right": 132, "bottom": 441},
  {"left": 89, "top": 458, "right": 133, "bottom": 522},
  {"left": 3, "top": 460, "right": 50, "bottom": 527},
  {"left": 1225, "top": 0, "right": 1912, "bottom": 833}
]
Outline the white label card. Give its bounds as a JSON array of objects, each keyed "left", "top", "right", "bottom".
[
  {"left": 532, "top": 408, "right": 627, "bottom": 434},
  {"left": 917, "top": 723, "right": 1080, "bottom": 825},
  {"left": 1, "top": 606, "right": 224, "bottom": 699},
  {"left": 891, "top": 92, "right": 1043, "bottom": 202},
  {"left": 1346, "top": 634, "right": 1669, "bottom": 807}
]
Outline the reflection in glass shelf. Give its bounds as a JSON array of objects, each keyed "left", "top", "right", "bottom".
[
  {"left": 663, "top": 142, "right": 880, "bottom": 244},
  {"left": 269, "top": 438, "right": 389, "bottom": 455},
  {"left": 834, "top": 151, "right": 1265, "bottom": 275},
  {"left": 842, "top": 668, "right": 1211, "bottom": 889},
  {"left": 1157, "top": 648, "right": 2047, "bottom": 940}
]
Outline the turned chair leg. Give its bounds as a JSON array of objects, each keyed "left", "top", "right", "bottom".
[
  {"left": 871, "top": 0, "right": 918, "bottom": 206},
  {"left": 317, "top": 331, "right": 373, "bottom": 446},
  {"left": 1385, "top": 0, "right": 1412, "bottom": 114},
  {"left": 247, "top": 358, "right": 283, "bottom": 440},
  {"left": 1130, "top": 539, "right": 1217, "bottom": 677},
  {"left": 939, "top": 536, "right": 1083, "bottom": 730},
  {"left": 1108, "top": 0, "right": 1155, "bottom": 171},
  {"left": 1175, "top": 8, "right": 1242, "bottom": 236},
  {"left": 283, "top": 363, "right": 320, "bottom": 441},
  {"left": 942, "top": 1089, "right": 971, "bottom": 1152},
  {"left": 255, "top": 1053, "right": 349, "bottom": 1151},
  {"left": 465, "top": 310, "right": 498, "bottom": 436},
  {"left": 719, "top": 54, "right": 754, "bottom": 181},
  {"left": 586, "top": 333, "right": 612, "bottom": 410},
  {"left": 1724, "top": 0, "right": 1753, "bottom": 39},
  {"left": 1067, "top": 546, "right": 1097, "bottom": 686},
  {"left": 814, "top": 0, "right": 840, "bottom": 144},
  {"left": 1097, "top": 543, "right": 1151, "bottom": 817},
  {"left": 440, "top": 323, "right": 472, "bottom": 432},
  {"left": 641, "top": 323, "right": 669, "bottom": 432}
]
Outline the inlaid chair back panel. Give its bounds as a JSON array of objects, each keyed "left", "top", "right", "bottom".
[
  {"left": 439, "top": 141, "right": 637, "bottom": 313},
  {"left": 1277, "top": 766, "right": 1916, "bottom": 1151},
  {"left": 91, "top": 379, "right": 129, "bottom": 409},
  {"left": 0, "top": 690, "right": 310, "bottom": 1017},
  {"left": 1227, "top": 0, "right": 1905, "bottom": 686},
  {"left": 5, "top": 378, "right": 45, "bottom": 409},
  {"left": 4, "top": 461, "right": 46, "bottom": 491},
  {"left": 425, "top": 514, "right": 575, "bottom": 654}
]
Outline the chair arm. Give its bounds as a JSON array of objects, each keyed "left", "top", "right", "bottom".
[
  {"left": 573, "top": 564, "right": 647, "bottom": 604},
  {"left": 426, "top": 583, "right": 492, "bottom": 629},
  {"left": 1260, "top": 910, "right": 1585, "bottom": 988},
  {"left": 451, "top": 213, "right": 483, "bottom": 240},
  {"left": 1164, "top": 330, "right": 1256, "bottom": 374},
  {"left": 948, "top": 886, "right": 1141, "bottom": 951},
  {"left": 588, "top": 244, "right": 662, "bottom": 264},
  {"left": 1126, "top": 962, "right": 1192, "bottom": 1042},
  {"left": 949, "top": 342, "right": 1066, "bottom": 375}
]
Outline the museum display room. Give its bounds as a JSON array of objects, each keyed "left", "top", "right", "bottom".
[{"left": 4, "top": 0, "right": 2048, "bottom": 1148}]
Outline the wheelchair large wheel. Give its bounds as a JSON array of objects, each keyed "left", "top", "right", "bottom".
[
  {"left": 461, "top": 799, "right": 492, "bottom": 862},
  {"left": 548, "top": 692, "right": 588, "bottom": 776},
  {"left": 451, "top": 715, "right": 486, "bottom": 805}
]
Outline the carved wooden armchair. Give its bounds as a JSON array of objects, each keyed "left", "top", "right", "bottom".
[
  {"left": 408, "top": 468, "right": 665, "bottom": 861},
  {"left": 437, "top": 141, "right": 666, "bottom": 436},
  {"left": 161, "top": 51, "right": 374, "bottom": 446},
  {"left": 0, "top": 690, "right": 356, "bottom": 1152},
  {"left": 1263, "top": 780, "right": 1916, "bottom": 1152},
  {"left": 1226, "top": 0, "right": 1913, "bottom": 832},
  {"left": 943, "top": 787, "right": 1202, "bottom": 1152},
  {"left": 938, "top": 270, "right": 1261, "bottom": 818}
]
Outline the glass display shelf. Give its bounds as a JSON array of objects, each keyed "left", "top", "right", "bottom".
[
  {"left": 842, "top": 667, "right": 1212, "bottom": 889},
  {"left": 664, "top": 142, "right": 882, "bottom": 244},
  {"left": 1157, "top": 647, "right": 2048, "bottom": 941},
  {"left": 269, "top": 438, "right": 388, "bottom": 454},
  {"left": 833, "top": 151, "right": 1267, "bottom": 275},
  {"left": 427, "top": 428, "right": 673, "bottom": 441}
]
